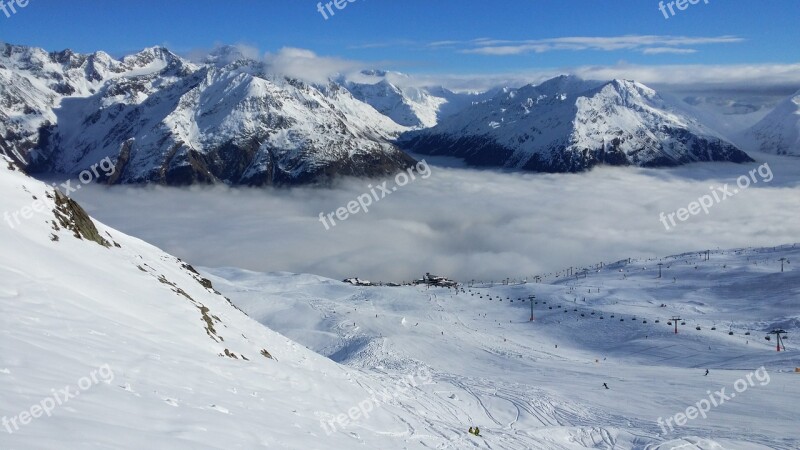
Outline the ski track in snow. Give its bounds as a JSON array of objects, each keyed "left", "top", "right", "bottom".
[{"left": 202, "top": 245, "right": 800, "bottom": 449}]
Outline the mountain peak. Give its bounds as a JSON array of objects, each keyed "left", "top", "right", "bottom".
[
  {"left": 203, "top": 45, "right": 260, "bottom": 67},
  {"left": 401, "top": 75, "right": 752, "bottom": 171},
  {"left": 122, "top": 46, "right": 183, "bottom": 67},
  {"left": 743, "top": 89, "right": 800, "bottom": 155}
]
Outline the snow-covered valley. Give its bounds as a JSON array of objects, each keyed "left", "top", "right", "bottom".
[{"left": 202, "top": 245, "right": 800, "bottom": 449}]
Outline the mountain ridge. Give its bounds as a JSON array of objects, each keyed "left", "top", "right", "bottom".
[
  {"left": 4, "top": 43, "right": 791, "bottom": 185},
  {"left": 0, "top": 42, "right": 416, "bottom": 186},
  {"left": 741, "top": 89, "right": 800, "bottom": 156},
  {"left": 398, "top": 75, "right": 754, "bottom": 172}
]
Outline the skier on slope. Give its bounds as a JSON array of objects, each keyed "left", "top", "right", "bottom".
[
  {"left": 704, "top": 369, "right": 709, "bottom": 376},
  {"left": 603, "top": 383, "right": 609, "bottom": 389}
]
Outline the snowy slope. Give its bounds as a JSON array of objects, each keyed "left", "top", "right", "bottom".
[
  {"left": 651, "top": 93, "right": 775, "bottom": 154},
  {"left": 400, "top": 75, "right": 753, "bottom": 172},
  {"left": 343, "top": 77, "right": 445, "bottom": 128},
  {"left": 0, "top": 158, "right": 488, "bottom": 449},
  {"left": 342, "top": 71, "right": 498, "bottom": 129},
  {"left": 741, "top": 90, "right": 800, "bottom": 156},
  {"left": 206, "top": 245, "right": 800, "bottom": 450},
  {"left": 0, "top": 43, "right": 414, "bottom": 186}
]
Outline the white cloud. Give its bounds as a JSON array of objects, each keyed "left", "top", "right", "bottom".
[
  {"left": 184, "top": 45, "right": 377, "bottom": 85},
  {"left": 571, "top": 62, "right": 800, "bottom": 92},
  {"left": 641, "top": 47, "right": 698, "bottom": 55},
  {"left": 73, "top": 153, "right": 800, "bottom": 284},
  {"left": 457, "top": 35, "right": 744, "bottom": 56},
  {"left": 184, "top": 43, "right": 262, "bottom": 65},
  {"left": 263, "top": 47, "right": 371, "bottom": 84}
]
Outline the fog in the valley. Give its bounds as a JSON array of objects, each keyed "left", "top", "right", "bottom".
[{"left": 71, "top": 152, "right": 800, "bottom": 283}]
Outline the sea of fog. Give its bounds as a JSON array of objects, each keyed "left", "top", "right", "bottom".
[{"left": 69, "top": 151, "right": 800, "bottom": 283}]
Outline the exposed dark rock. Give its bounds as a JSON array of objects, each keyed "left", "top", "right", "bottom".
[{"left": 52, "top": 190, "right": 111, "bottom": 247}]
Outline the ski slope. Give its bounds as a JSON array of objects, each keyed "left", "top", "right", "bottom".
[{"left": 205, "top": 246, "right": 800, "bottom": 450}]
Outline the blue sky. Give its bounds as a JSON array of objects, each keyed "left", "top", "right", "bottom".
[{"left": 0, "top": 0, "right": 798, "bottom": 76}]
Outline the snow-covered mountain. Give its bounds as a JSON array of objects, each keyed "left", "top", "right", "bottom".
[
  {"left": 342, "top": 72, "right": 446, "bottom": 128},
  {"left": 341, "top": 70, "right": 497, "bottom": 129},
  {"left": 741, "top": 90, "right": 800, "bottom": 156},
  {"left": 0, "top": 43, "right": 415, "bottom": 186},
  {"left": 399, "top": 75, "right": 754, "bottom": 172},
  {"left": 1, "top": 43, "right": 770, "bottom": 185}
]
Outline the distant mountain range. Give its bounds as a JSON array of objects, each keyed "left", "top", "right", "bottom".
[
  {"left": 740, "top": 90, "right": 800, "bottom": 156},
  {"left": 399, "top": 76, "right": 754, "bottom": 172},
  {"left": 1, "top": 43, "right": 798, "bottom": 185},
  {"left": 0, "top": 44, "right": 414, "bottom": 185}
]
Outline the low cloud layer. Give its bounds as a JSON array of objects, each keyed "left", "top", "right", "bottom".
[
  {"left": 72, "top": 153, "right": 800, "bottom": 283},
  {"left": 262, "top": 47, "right": 373, "bottom": 85}
]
